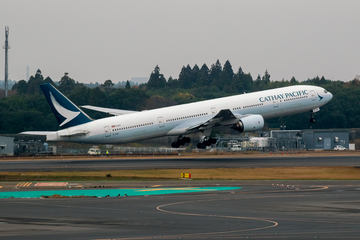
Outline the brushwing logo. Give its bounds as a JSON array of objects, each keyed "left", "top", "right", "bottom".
[
  {"left": 318, "top": 94, "right": 324, "bottom": 101},
  {"left": 49, "top": 92, "right": 80, "bottom": 126}
]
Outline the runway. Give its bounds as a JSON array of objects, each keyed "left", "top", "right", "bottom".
[
  {"left": 1, "top": 154, "right": 360, "bottom": 171},
  {"left": 0, "top": 180, "right": 360, "bottom": 239},
  {"left": 1, "top": 154, "right": 359, "bottom": 238}
]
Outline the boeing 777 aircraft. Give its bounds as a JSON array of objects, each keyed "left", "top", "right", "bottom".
[{"left": 21, "top": 83, "right": 332, "bottom": 148}]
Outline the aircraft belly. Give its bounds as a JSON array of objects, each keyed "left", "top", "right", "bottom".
[{"left": 82, "top": 124, "right": 172, "bottom": 144}]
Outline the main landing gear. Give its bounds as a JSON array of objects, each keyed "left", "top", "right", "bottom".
[
  {"left": 171, "top": 136, "right": 191, "bottom": 148},
  {"left": 196, "top": 136, "right": 217, "bottom": 149}
]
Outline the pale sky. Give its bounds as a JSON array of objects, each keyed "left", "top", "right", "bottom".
[{"left": 1, "top": 0, "right": 359, "bottom": 83}]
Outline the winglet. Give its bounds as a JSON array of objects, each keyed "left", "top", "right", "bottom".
[{"left": 40, "top": 83, "right": 92, "bottom": 129}]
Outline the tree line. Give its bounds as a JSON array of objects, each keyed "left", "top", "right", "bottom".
[{"left": 0, "top": 60, "right": 359, "bottom": 134}]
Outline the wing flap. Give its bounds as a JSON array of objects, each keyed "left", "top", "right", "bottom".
[
  {"left": 191, "top": 109, "right": 239, "bottom": 131},
  {"left": 168, "top": 109, "right": 239, "bottom": 135}
]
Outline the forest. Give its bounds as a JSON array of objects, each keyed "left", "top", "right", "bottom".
[{"left": 0, "top": 60, "right": 359, "bottom": 134}]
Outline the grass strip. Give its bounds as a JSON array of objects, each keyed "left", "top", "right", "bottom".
[{"left": 0, "top": 167, "right": 360, "bottom": 181}]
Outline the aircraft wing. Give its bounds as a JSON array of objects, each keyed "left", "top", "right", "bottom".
[
  {"left": 81, "top": 105, "right": 138, "bottom": 115},
  {"left": 187, "top": 109, "right": 239, "bottom": 132},
  {"left": 168, "top": 109, "right": 240, "bottom": 135}
]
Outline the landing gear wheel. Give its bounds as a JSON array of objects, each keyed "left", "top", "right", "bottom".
[
  {"left": 171, "top": 142, "right": 180, "bottom": 148},
  {"left": 171, "top": 136, "right": 191, "bottom": 148},
  {"left": 197, "top": 142, "right": 206, "bottom": 149},
  {"left": 208, "top": 138, "right": 217, "bottom": 145},
  {"left": 197, "top": 137, "right": 217, "bottom": 149}
]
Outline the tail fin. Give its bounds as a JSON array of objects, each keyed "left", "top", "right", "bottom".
[{"left": 40, "top": 83, "right": 92, "bottom": 129}]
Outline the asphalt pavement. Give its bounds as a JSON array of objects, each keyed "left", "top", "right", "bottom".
[
  {"left": 1, "top": 155, "right": 360, "bottom": 171},
  {"left": 0, "top": 180, "right": 359, "bottom": 239}
]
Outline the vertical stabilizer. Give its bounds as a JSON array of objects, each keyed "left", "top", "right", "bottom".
[{"left": 40, "top": 83, "right": 92, "bottom": 129}]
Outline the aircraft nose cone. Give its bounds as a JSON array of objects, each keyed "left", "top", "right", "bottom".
[{"left": 329, "top": 92, "right": 333, "bottom": 101}]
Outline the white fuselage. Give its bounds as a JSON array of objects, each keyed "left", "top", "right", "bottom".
[{"left": 47, "top": 85, "right": 332, "bottom": 143}]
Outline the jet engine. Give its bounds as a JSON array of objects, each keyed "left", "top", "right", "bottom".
[{"left": 232, "top": 114, "right": 264, "bottom": 132}]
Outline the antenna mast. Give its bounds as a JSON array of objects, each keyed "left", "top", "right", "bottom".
[{"left": 4, "top": 26, "right": 9, "bottom": 97}]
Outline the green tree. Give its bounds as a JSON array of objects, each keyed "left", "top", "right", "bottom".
[
  {"left": 242, "top": 72, "right": 253, "bottom": 92},
  {"left": 58, "top": 73, "right": 76, "bottom": 93},
  {"left": 103, "top": 79, "right": 114, "bottom": 88},
  {"left": 178, "top": 65, "right": 194, "bottom": 89},
  {"left": 125, "top": 80, "right": 131, "bottom": 89},
  {"left": 290, "top": 76, "right": 297, "bottom": 84},
  {"left": 197, "top": 64, "right": 210, "bottom": 86},
  {"left": 12, "top": 80, "right": 28, "bottom": 94},
  {"left": 210, "top": 60, "right": 222, "bottom": 89},
  {"left": 167, "top": 76, "right": 178, "bottom": 88},
  {"left": 221, "top": 60, "right": 234, "bottom": 92},
  {"left": 144, "top": 95, "right": 176, "bottom": 109},
  {"left": 27, "top": 69, "right": 45, "bottom": 95},
  {"left": 147, "top": 65, "right": 166, "bottom": 89},
  {"left": 262, "top": 70, "right": 271, "bottom": 85}
]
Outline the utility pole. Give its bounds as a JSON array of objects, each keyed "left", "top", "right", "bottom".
[{"left": 4, "top": 26, "right": 9, "bottom": 97}]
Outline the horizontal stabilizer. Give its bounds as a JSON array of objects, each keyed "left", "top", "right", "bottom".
[
  {"left": 81, "top": 105, "right": 138, "bottom": 115},
  {"left": 20, "top": 130, "right": 88, "bottom": 140},
  {"left": 59, "top": 129, "right": 89, "bottom": 137},
  {"left": 19, "top": 131, "right": 55, "bottom": 136}
]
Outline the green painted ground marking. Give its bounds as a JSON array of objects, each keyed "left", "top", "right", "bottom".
[{"left": 0, "top": 186, "right": 241, "bottom": 199}]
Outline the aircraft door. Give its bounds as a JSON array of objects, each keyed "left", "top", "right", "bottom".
[
  {"left": 210, "top": 106, "right": 217, "bottom": 115},
  {"left": 273, "top": 99, "right": 279, "bottom": 109},
  {"left": 310, "top": 90, "right": 317, "bottom": 101},
  {"left": 104, "top": 125, "right": 111, "bottom": 137},
  {"left": 157, "top": 116, "right": 165, "bottom": 129}
]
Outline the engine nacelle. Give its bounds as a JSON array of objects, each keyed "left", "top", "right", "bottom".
[{"left": 233, "top": 114, "right": 264, "bottom": 132}]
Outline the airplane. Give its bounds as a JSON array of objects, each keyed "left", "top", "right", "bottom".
[{"left": 21, "top": 83, "right": 333, "bottom": 148}]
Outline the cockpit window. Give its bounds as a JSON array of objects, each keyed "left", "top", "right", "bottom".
[{"left": 324, "top": 90, "right": 328, "bottom": 93}]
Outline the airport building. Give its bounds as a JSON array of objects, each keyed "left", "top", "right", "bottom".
[
  {"left": 0, "top": 129, "right": 353, "bottom": 156},
  {"left": 217, "top": 129, "right": 351, "bottom": 151},
  {"left": 302, "top": 129, "right": 349, "bottom": 150},
  {"left": 269, "top": 130, "right": 304, "bottom": 151},
  {"left": 0, "top": 136, "right": 15, "bottom": 156}
]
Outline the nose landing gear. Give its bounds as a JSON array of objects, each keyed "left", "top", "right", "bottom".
[{"left": 309, "top": 108, "right": 320, "bottom": 128}]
